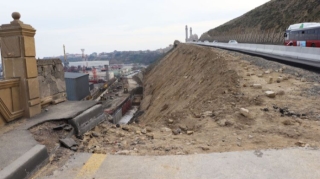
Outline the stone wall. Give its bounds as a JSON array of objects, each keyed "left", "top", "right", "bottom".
[{"left": 37, "top": 59, "right": 66, "bottom": 106}]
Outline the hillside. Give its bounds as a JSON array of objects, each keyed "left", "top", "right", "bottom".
[
  {"left": 68, "top": 43, "right": 320, "bottom": 156},
  {"left": 200, "top": 0, "right": 320, "bottom": 43},
  {"left": 131, "top": 43, "right": 320, "bottom": 155}
]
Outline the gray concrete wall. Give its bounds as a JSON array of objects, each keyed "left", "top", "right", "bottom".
[
  {"left": 132, "top": 71, "right": 143, "bottom": 86},
  {"left": 113, "top": 108, "right": 122, "bottom": 124}
]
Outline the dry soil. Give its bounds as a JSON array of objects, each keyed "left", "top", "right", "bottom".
[{"left": 74, "top": 44, "right": 320, "bottom": 156}]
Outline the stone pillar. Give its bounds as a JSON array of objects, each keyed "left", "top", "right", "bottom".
[{"left": 0, "top": 12, "right": 41, "bottom": 117}]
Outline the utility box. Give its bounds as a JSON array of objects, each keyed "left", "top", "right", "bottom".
[{"left": 65, "top": 72, "right": 89, "bottom": 101}]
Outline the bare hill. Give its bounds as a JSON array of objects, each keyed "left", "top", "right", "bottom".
[
  {"left": 200, "top": 0, "right": 320, "bottom": 43},
  {"left": 132, "top": 43, "right": 320, "bottom": 155},
  {"left": 140, "top": 44, "right": 239, "bottom": 125}
]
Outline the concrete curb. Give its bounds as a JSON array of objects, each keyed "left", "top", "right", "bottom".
[
  {"left": 69, "top": 104, "right": 106, "bottom": 137},
  {"left": 0, "top": 144, "right": 49, "bottom": 179}
]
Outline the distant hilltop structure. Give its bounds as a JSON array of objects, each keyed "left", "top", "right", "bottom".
[{"left": 185, "top": 25, "right": 199, "bottom": 42}]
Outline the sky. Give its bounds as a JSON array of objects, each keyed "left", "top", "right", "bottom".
[{"left": 0, "top": 0, "right": 269, "bottom": 58}]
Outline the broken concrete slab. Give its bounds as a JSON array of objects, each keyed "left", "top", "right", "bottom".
[
  {"left": 22, "top": 101, "right": 98, "bottom": 130},
  {"left": 69, "top": 104, "right": 106, "bottom": 137},
  {"left": 59, "top": 138, "right": 77, "bottom": 149},
  {"left": 63, "top": 125, "right": 73, "bottom": 131},
  {"left": 52, "top": 124, "right": 67, "bottom": 130}
]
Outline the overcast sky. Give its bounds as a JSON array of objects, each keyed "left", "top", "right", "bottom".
[{"left": 0, "top": 0, "right": 269, "bottom": 58}]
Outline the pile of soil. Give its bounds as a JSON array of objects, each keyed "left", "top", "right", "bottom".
[{"left": 140, "top": 43, "right": 240, "bottom": 126}]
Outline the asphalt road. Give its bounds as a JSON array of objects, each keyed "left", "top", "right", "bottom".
[{"left": 39, "top": 148, "right": 320, "bottom": 179}]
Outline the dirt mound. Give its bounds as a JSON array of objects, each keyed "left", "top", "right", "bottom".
[
  {"left": 71, "top": 44, "right": 320, "bottom": 156},
  {"left": 140, "top": 44, "right": 240, "bottom": 127}
]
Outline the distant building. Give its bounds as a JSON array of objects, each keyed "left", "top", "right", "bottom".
[{"left": 186, "top": 26, "right": 199, "bottom": 42}]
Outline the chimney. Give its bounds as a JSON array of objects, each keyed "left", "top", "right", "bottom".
[
  {"left": 105, "top": 65, "right": 110, "bottom": 80},
  {"left": 185, "top": 25, "right": 188, "bottom": 42}
]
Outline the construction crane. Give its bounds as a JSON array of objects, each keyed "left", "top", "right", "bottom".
[{"left": 63, "top": 45, "right": 69, "bottom": 68}]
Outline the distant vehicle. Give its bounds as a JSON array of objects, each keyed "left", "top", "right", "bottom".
[
  {"left": 204, "top": 40, "right": 209, "bottom": 43},
  {"left": 284, "top": 22, "right": 320, "bottom": 47},
  {"left": 228, "top": 40, "right": 238, "bottom": 44},
  {"left": 213, "top": 40, "right": 219, "bottom": 43}
]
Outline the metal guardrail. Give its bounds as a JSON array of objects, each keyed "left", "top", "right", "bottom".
[{"left": 191, "top": 42, "right": 320, "bottom": 68}]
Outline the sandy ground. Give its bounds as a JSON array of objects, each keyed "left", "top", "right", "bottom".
[{"left": 72, "top": 44, "right": 320, "bottom": 156}]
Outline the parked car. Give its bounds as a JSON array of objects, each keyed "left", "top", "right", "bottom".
[
  {"left": 213, "top": 40, "right": 219, "bottom": 43},
  {"left": 228, "top": 40, "right": 238, "bottom": 44}
]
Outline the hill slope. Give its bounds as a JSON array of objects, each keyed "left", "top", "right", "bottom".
[
  {"left": 200, "top": 0, "right": 320, "bottom": 42},
  {"left": 131, "top": 43, "right": 320, "bottom": 154}
]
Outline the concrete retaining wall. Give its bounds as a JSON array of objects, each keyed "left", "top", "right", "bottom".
[
  {"left": 122, "top": 98, "right": 132, "bottom": 116},
  {"left": 113, "top": 108, "right": 123, "bottom": 124},
  {"left": 132, "top": 72, "right": 143, "bottom": 86},
  {"left": 69, "top": 104, "right": 104, "bottom": 137},
  {"left": 105, "top": 86, "right": 142, "bottom": 124},
  {"left": 112, "top": 96, "right": 134, "bottom": 124}
]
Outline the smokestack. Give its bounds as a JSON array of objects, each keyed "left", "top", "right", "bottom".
[
  {"left": 105, "top": 65, "right": 110, "bottom": 80},
  {"left": 190, "top": 27, "right": 192, "bottom": 37},
  {"left": 185, "top": 25, "right": 188, "bottom": 42}
]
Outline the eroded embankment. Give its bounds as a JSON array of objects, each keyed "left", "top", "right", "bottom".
[
  {"left": 69, "top": 44, "right": 320, "bottom": 156},
  {"left": 140, "top": 44, "right": 240, "bottom": 126}
]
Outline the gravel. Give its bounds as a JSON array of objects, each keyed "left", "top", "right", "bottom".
[
  {"left": 224, "top": 50, "right": 320, "bottom": 83},
  {"left": 219, "top": 50, "right": 320, "bottom": 97}
]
